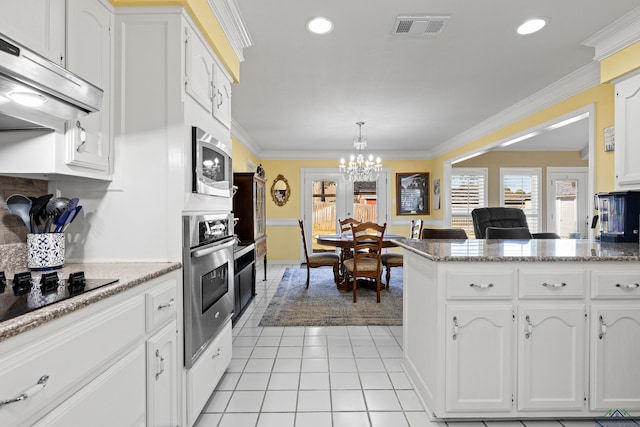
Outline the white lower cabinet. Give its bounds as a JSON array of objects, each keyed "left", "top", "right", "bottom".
[
  {"left": 33, "top": 346, "right": 146, "bottom": 427},
  {"left": 404, "top": 257, "right": 640, "bottom": 419},
  {"left": 0, "top": 270, "right": 180, "bottom": 427},
  {"left": 146, "top": 320, "right": 178, "bottom": 427},
  {"left": 517, "top": 305, "right": 587, "bottom": 411},
  {"left": 186, "top": 320, "right": 232, "bottom": 426},
  {"left": 445, "top": 305, "right": 513, "bottom": 412}
]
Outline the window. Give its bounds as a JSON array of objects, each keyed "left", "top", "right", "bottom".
[
  {"left": 451, "top": 168, "right": 487, "bottom": 238},
  {"left": 500, "top": 168, "right": 541, "bottom": 233}
]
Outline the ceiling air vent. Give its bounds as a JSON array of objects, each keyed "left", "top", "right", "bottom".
[{"left": 392, "top": 15, "right": 450, "bottom": 37}]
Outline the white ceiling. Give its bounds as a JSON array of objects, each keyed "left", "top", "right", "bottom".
[{"left": 230, "top": 1, "right": 638, "bottom": 159}]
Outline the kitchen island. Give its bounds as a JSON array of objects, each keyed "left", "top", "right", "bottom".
[{"left": 395, "top": 238, "right": 640, "bottom": 420}]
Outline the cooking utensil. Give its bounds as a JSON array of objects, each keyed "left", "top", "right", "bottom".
[
  {"left": 29, "top": 194, "right": 53, "bottom": 233},
  {"left": 62, "top": 205, "right": 83, "bottom": 232},
  {"left": 54, "top": 198, "right": 78, "bottom": 232},
  {"left": 44, "top": 197, "right": 70, "bottom": 233},
  {"left": 6, "top": 194, "right": 32, "bottom": 233}
]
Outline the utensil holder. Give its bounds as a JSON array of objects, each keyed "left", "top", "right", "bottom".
[{"left": 27, "top": 233, "right": 65, "bottom": 271}]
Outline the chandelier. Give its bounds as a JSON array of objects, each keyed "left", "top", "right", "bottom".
[{"left": 339, "top": 122, "right": 382, "bottom": 182}]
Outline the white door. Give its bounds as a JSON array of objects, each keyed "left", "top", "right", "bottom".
[
  {"left": 301, "top": 169, "right": 389, "bottom": 257},
  {"left": 518, "top": 305, "right": 587, "bottom": 411},
  {"left": 445, "top": 305, "right": 514, "bottom": 412},
  {"left": 590, "top": 306, "right": 640, "bottom": 411},
  {"left": 547, "top": 168, "right": 588, "bottom": 238}
]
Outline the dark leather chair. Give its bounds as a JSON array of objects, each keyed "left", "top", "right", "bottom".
[
  {"left": 485, "top": 227, "right": 533, "bottom": 240},
  {"left": 422, "top": 228, "right": 468, "bottom": 240},
  {"left": 532, "top": 232, "right": 561, "bottom": 239},
  {"left": 471, "top": 207, "right": 529, "bottom": 239}
]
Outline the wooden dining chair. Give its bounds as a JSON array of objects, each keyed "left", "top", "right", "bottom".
[
  {"left": 343, "top": 222, "right": 386, "bottom": 303},
  {"left": 381, "top": 219, "right": 422, "bottom": 288},
  {"left": 298, "top": 220, "right": 340, "bottom": 288}
]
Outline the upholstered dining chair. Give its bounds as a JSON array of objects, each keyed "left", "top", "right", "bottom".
[
  {"left": 471, "top": 207, "right": 529, "bottom": 239},
  {"left": 298, "top": 220, "right": 340, "bottom": 288},
  {"left": 381, "top": 219, "right": 422, "bottom": 288},
  {"left": 485, "top": 226, "right": 533, "bottom": 240},
  {"left": 422, "top": 227, "right": 468, "bottom": 239},
  {"left": 343, "top": 222, "right": 386, "bottom": 303}
]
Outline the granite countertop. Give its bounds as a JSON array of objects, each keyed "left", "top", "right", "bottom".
[
  {"left": 0, "top": 259, "right": 181, "bottom": 343},
  {"left": 395, "top": 238, "right": 640, "bottom": 262}
]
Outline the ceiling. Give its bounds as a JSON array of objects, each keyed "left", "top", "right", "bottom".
[{"left": 230, "top": 1, "right": 638, "bottom": 159}]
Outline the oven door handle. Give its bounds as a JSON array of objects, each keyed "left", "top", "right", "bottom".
[{"left": 191, "top": 239, "right": 234, "bottom": 258}]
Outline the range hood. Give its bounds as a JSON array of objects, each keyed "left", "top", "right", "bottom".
[{"left": 0, "top": 33, "right": 103, "bottom": 131}]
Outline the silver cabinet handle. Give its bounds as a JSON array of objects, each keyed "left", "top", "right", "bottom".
[
  {"left": 155, "top": 349, "right": 165, "bottom": 380},
  {"left": 75, "top": 121, "right": 87, "bottom": 152},
  {"left": 452, "top": 316, "right": 459, "bottom": 340},
  {"left": 469, "top": 283, "right": 494, "bottom": 289},
  {"left": 525, "top": 315, "right": 532, "bottom": 339},
  {"left": 616, "top": 283, "right": 640, "bottom": 289},
  {"left": 212, "top": 348, "right": 222, "bottom": 359},
  {"left": 599, "top": 315, "right": 607, "bottom": 339},
  {"left": 0, "top": 375, "right": 49, "bottom": 407},
  {"left": 542, "top": 282, "right": 566, "bottom": 288},
  {"left": 157, "top": 298, "right": 175, "bottom": 311}
]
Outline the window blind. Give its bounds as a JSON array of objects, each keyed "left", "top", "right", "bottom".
[
  {"left": 451, "top": 168, "right": 487, "bottom": 238},
  {"left": 500, "top": 168, "right": 541, "bottom": 233}
]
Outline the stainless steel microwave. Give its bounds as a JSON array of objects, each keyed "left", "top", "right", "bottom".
[{"left": 192, "top": 126, "right": 232, "bottom": 197}]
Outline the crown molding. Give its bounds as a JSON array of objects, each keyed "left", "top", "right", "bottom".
[
  {"left": 231, "top": 118, "right": 262, "bottom": 157},
  {"left": 207, "top": 0, "right": 253, "bottom": 62},
  {"left": 430, "top": 61, "right": 601, "bottom": 159},
  {"left": 582, "top": 6, "right": 640, "bottom": 61},
  {"left": 258, "top": 149, "right": 433, "bottom": 160}
]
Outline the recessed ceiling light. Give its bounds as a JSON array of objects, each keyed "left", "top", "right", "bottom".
[
  {"left": 306, "top": 16, "right": 334, "bottom": 35},
  {"left": 517, "top": 18, "right": 548, "bottom": 35},
  {"left": 7, "top": 91, "right": 47, "bottom": 107}
]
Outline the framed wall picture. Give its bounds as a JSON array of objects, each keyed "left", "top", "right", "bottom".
[{"left": 396, "top": 172, "right": 429, "bottom": 215}]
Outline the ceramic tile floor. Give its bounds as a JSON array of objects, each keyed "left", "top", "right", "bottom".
[{"left": 193, "top": 264, "right": 623, "bottom": 427}]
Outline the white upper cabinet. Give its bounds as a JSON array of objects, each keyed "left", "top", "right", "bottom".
[
  {"left": 213, "top": 62, "right": 232, "bottom": 128},
  {"left": 615, "top": 72, "right": 640, "bottom": 189},
  {"left": 184, "top": 24, "right": 232, "bottom": 129},
  {"left": 0, "top": 0, "right": 65, "bottom": 65},
  {"left": 65, "top": 0, "right": 112, "bottom": 176}
]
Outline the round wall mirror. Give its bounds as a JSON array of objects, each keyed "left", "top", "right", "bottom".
[{"left": 270, "top": 174, "right": 291, "bottom": 206}]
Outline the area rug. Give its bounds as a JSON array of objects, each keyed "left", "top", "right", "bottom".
[{"left": 259, "top": 266, "right": 403, "bottom": 326}]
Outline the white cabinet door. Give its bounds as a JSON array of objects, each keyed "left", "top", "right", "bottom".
[
  {"left": 518, "top": 305, "right": 587, "bottom": 411},
  {"left": 32, "top": 346, "right": 146, "bottom": 427},
  {"left": 445, "top": 306, "right": 514, "bottom": 412},
  {"left": 615, "top": 73, "right": 640, "bottom": 188},
  {"left": 0, "top": 0, "right": 65, "bottom": 65},
  {"left": 213, "top": 63, "right": 232, "bottom": 128},
  {"left": 147, "top": 321, "right": 178, "bottom": 427},
  {"left": 591, "top": 306, "right": 640, "bottom": 411},
  {"left": 185, "top": 26, "right": 214, "bottom": 114},
  {"left": 65, "top": 0, "right": 112, "bottom": 176}
]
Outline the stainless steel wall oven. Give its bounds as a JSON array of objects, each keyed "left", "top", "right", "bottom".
[{"left": 183, "top": 213, "right": 234, "bottom": 368}]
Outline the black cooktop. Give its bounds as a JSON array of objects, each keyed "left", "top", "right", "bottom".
[{"left": 0, "top": 271, "right": 119, "bottom": 324}]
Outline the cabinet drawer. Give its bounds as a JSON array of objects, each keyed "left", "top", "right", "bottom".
[
  {"left": 0, "top": 297, "right": 145, "bottom": 427},
  {"left": 518, "top": 270, "right": 586, "bottom": 299},
  {"left": 446, "top": 271, "right": 514, "bottom": 299},
  {"left": 145, "top": 277, "right": 178, "bottom": 332},
  {"left": 591, "top": 270, "right": 640, "bottom": 299},
  {"left": 186, "top": 320, "right": 232, "bottom": 426}
]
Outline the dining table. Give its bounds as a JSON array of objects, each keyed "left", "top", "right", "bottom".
[{"left": 315, "top": 233, "right": 404, "bottom": 289}]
